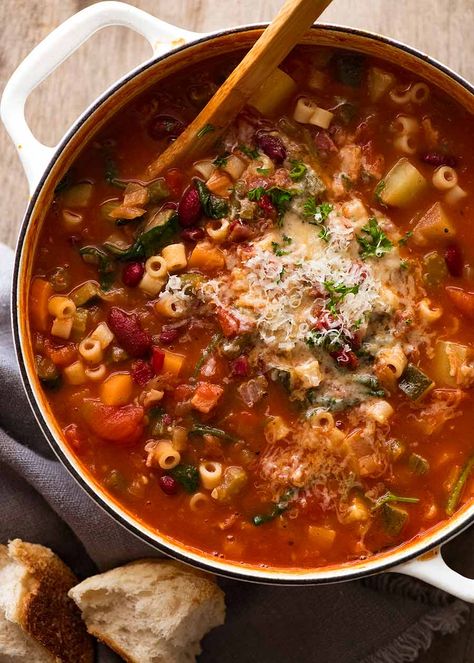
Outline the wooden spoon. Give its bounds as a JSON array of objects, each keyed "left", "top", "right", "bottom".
[{"left": 146, "top": 0, "right": 333, "bottom": 179}]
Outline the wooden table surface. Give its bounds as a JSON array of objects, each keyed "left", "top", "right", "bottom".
[{"left": 1, "top": 1, "right": 473, "bottom": 661}]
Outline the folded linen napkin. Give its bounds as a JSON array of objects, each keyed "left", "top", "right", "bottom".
[{"left": 0, "top": 240, "right": 472, "bottom": 663}]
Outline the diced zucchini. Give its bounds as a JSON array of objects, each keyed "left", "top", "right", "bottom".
[
  {"left": 377, "top": 158, "right": 427, "bottom": 207},
  {"left": 422, "top": 251, "right": 448, "bottom": 288},
  {"left": 413, "top": 202, "right": 456, "bottom": 247},
  {"left": 249, "top": 68, "right": 297, "bottom": 117},
  {"left": 72, "top": 308, "right": 89, "bottom": 336},
  {"left": 408, "top": 453, "right": 430, "bottom": 475},
  {"left": 398, "top": 364, "right": 433, "bottom": 401},
  {"left": 35, "top": 355, "right": 61, "bottom": 390},
  {"left": 100, "top": 200, "right": 121, "bottom": 221},
  {"left": 381, "top": 503, "right": 408, "bottom": 536},
  {"left": 334, "top": 52, "right": 365, "bottom": 87},
  {"left": 432, "top": 340, "right": 473, "bottom": 387},
  {"left": 147, "top": 179, "right": 170, "bottom": 203},
  {"left": 367, "top": 67, "right": 396, "bottom": 102},
  {"left": 385, "top": 438, "right": 406, "bottom": 462},
  {"left": 211, "top": 466, "right": 248, "bottom": 503},
  {"left": 70, "top": 281, "right": 100, "bottom": 306},
  {"left": 103, "top": 469, "right": 128, "bottom": 492},
  {"left": 61, "top": 182, "right": 93, "bottom": 208}
]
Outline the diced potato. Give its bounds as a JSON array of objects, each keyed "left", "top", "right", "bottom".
[
  {"left": 432, "top": 340, "right": 473, "bottom": 387},
  {"left": 100, "top": 373, "right": 133, "bottom": 406},
  {"left": 249, "top": 67, "right": 297, "bottom": 117},
  {"left": 222, "top": 154, "right": 246, "bottom": 180},
  {"left": 367, "top": 67, "right": 396, "bottom": 102},
  {"left": 61, "top": 182, "right": 93, "bottom": 208},
  {"left": 413, "top": 202, "right": 456, "bottom": 246},
  {"left": 211, "top": 466, "right": 248, "bottom": 503},
  {"left": 307, "top": 526, "right": 336, "bottom": 551},
  {"left": 378, "top": 158, "right": 427, "bottom": 207},
  {"left": 188, "top": 242, "right": 226, "bottom": 272},
  {"left": 163, "top": 349, "right": 185, "bottom": 376},
  {"left": 342, "top": 496, "right": 370, "bottom": 523},
  {"left": 63, "top": 360, "right": 87, "bottom": 386}
]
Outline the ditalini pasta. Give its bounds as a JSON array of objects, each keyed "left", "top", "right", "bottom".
[{"left": 28, "top": 46, "right": 474, "bottom": 571}]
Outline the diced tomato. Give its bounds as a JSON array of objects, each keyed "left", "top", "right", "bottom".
[
  {"left": 216, "top": 307, "right": 240, "bottom": 337},
  {"left": 82, "top": 400, "right": 144, "bottom": 445},
  {"left": 446, "top": 286, "right": 474, "bottom": 319},
  {"left": 173, "top": 383, "right": 195, "bottom": 403},
  {"left": 44, "top": 340, "right": 77, "bottom": 367},
  {"left": 191, "top": 382, "right": 224, "bottom": 413},
  {"left": 331, "top": 348, "right": 358, "bottom": 370},
  {"left": 164, "top": 168, "right": 184, "bottom": 197},
  {"left": 152, "top": 347, "right": 165, "bottom": 374}
]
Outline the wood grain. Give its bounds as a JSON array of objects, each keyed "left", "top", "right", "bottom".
[{"left": 1, "top": 1, "right": 474, "bottom": 248}]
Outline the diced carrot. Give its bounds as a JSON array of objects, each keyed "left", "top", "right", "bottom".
[
  {"left": 446, "top": 286, "right": 474, "bottom": 319},
  {"left": 191, "top": 382, "right": 224, "bottom": 413},
  {"left": 164, "top": 168, "right": 184, "bottom": 197},
  {"left": 163, "top": 349, "right": 185, "bottom": 375},
  {"left": 44, "top": 339, "right": 77, "bottom": 367},
  {"left": 100, "top": 373, "right": 133, "bottom": 406},
  {"left": 216, "top": 307, "right": 240, "bottom": 337},
  {"left": 206, "top": 170, "right": 233, "bottom": 198},
  {"left": 30, "top": 278, "right": 53, "bottom": 332},
  {"left": 187, "top": 242, "right": 225, "bottom": 273}
]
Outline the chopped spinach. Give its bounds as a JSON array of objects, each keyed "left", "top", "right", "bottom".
[
  {"left": 213, "top": 153, "right": 230, "bottom": 168},
  {"left": 79, "top": 246, "right": 116, "bottom": 290},
  {"left": 239, "top": 144, "right": 260, "bottom": 159},
  {"left": 252, "top": 488, "right": 296, "bottom": 526},
  {"left": 193, "top": 333, "right": 222, "bottom": 377},
  {"left": 355, "top": 374, "right": 386, "bottom": 397},
  {"left": 190, "top": 424, "right": 238, "bottom": 443},
  {"left": 334, "top": 52, "right": 366, "bottom": 87},
  {"left": 195, "top": 180, "right": 229, "bottom": 219},
  {"left": 170, "top": 464, "right": 200, "bottom": 493},
  {"left": 196, "top": 123, "right": 215, "bottom": 138}
]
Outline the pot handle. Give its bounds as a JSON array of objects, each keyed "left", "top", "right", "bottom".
[
  {"left": 391, "top": 546, "right": 474, "bottom": 602},
  {"left": 0, "top": 1, "right": 201, "bottom": 193}
]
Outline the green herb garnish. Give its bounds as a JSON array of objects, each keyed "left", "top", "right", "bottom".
[
  {"left": 398, "top": 230, "right": 413, "bottom": 246},
  {"left": 196, "top": 123, "right": 215, "bottom": 138},
  {"left": 193, "top": 333, "right": 222, "bottom": 377},
  {"left": 289, "top": 160, "right": 307, "bottom": 181},
  {"left": 190, "top": 424, "right": 238, "bottom": 443},
  {"left": 446, "top": 454, "right": 474, "bottom": 516},
  {"left": 239, "top": 144, "right": 260, "bottom": 159},
  {"left": 256, "top": 167, "right": 270, "bottom": 175},
  {"left": 357, "top": 217, "right": 393, "bottom": 259},
  {"left": 372, "top": 491, "right": 420, "bottom": 511},
  {"left": 195, "top": 180, "right": 229, "bottom": 219},
  {"left": 324, "top": 280, "right": 360, "bottom": 314},
  {"left": 374, "top": 179, "right": 386, "bottom": 204},
  {"left": 248, "top": 185, "right": 295, "bottom": 223},
  {"left": 213, "top": 153, "right": 229, "bottom": 168},
  {"left": 252, "top": 488, "right": 296, "bottom": 526}
]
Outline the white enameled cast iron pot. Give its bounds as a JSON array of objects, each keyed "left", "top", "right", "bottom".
[{"left": 3, "top": 0, "right": 474, "bottom": 599}]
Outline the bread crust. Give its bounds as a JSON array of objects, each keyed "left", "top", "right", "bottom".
[{"left": 8, "top": 539, "right": 94, "bottom": 663}]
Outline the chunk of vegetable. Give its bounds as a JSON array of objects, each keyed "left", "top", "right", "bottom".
[
  {"left": 70, "top": 281, "right": 100, "bottom": 306},
  {"left": 408, "top": 453, "right": 430, "bottom": 475},
  {"left": 446, "top": 286, "right": 474, "bottom": 319},
  {"left": 35, "top": 355, "right": 61, "bottom": 390},
  {"left": 398, "top": 364, "right": 433, "bottom": 401},
  {"left": 187, "top": 242, "right": 225, "bottom": 272},
  {"left": 170, "top": 464, "right": 200, "bottom": 493},
  {"left": 193, "top": 333, "right": 222, "bottom": 377},
  {"left": 212, "top": 466, "right": 248, "bottom": 504},
  {"left": 380, "top": 503, "right": 408, "bottom": 536},
  {"left": 190, "top": 424, "right": 237, "bottom": 443},
  {"left": 249, "top": 68, "right": 297, "bottom": 117},
  {"left": 307, "top": 526, "right": 336, "bottom": 551},
  {"left": 30, "top": 279, "right": 53, "bottom": 332},
  {"left": 446, "top": 454, "right": 474, "bottom": 516},
  {"left": 100, "top": 373, "right": 133, "bottom": 406},
  {"left": 82, "top": 400, "right": 144, "bottom": 444},
  {"left": 191, "top": 382, "right": 224, "bottom": 413},
  {"left": 334, "top": 52, "right": 365, "bottom": 87},
  {"left": 422, "top": 251, "right": 448, "bottom": 288},
  {"left": 377, "top": 158, "right": 427, "bottom": 207},
  {"left": 432, "top": 340, "right": 473, "bottom": 387},
  {"left": 61, "top": 182, "right": 93, "bottom": 208},
  {"left": 367, "top": 67, "right": 396, "bottom": 102},
  {"left": 413, "top": 202, "right": 456, "bottom": 246}
]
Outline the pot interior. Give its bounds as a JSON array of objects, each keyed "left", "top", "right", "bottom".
[{"left": 14, "top": 25, "right": 474, "bottom": 582}]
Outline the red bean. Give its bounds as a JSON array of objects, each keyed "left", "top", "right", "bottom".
[
  {"left": 258, "top": 194, "right": 276, "bottom": 217},
  {"left": 445, "top": 244, "right": 463, "bottom": 277},
  {"left": 148, "top": 114, "right": 185, "bottom": 140},
  {"left": 231, "top": 355, "right": 249, "bottom": 377},
  {"left": 159, "top": 475, "right": 178, "bottom": 495},
  {"left": 255, "top": 131, "right": 287, "bottom": 164},
  {"left": 178, "top": 185, "right": 202, "bottom": 227},
  {"left": 159, "top": 327, "right": 181, "bottom": 344},
  {"left": 122, "top": 262, "right": 144, "bottom": 287},
  {"left": 131, "top": 360, "right": 154, "bottom": 386},
  {"left": 181, "top": 227, "right": 206, "bottom": 242},
  {"left": 420, "top": 152, "right": 458, "bottom": 168},
  {"left": 108, "top": 308, "right": 152, "bottom": 358}
]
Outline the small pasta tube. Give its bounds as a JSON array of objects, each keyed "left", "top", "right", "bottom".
[
  {"left": 161, "top": 243, "right": 187, "bottom": 272},
  {"left": 189, "top": 492, "right": 210, "bottom": 511},
  {"left": 79, "top": 337, "right": 103, "bottom": 364},
  {"left": 393, "top": 133, "right": 417, "bottom": 155},
  {"left": 390, "top": 115, "right": 419, "bottom": 136},
  {"left": 293, "top": 97, "right": 318, "bottom": 123},
  {"left": 199, "top": 461, "right": 223, "bottom": 490},
  {"left": 145, "top": 255, "right": 168, "bottom": 280},
  {"left": 100, "top": 372, "right": 133, "bottom": 406},
  {"left": 410, "top": 82, "right": 430, "bottom": 104},
  {"left": 377, "top": 345, "right": 407, "bottom": 378},
  {"left": 63, "top": 360, "right": 87, "bottom": 385},
  {"left": 194, "top": 160, "right": 215, "bottom": 180},
  {"left": 310, "top": 410, "right": 335, "bottom": 431},
  {"left": 171, "top": 426, "right": 188, "bottom": 451},
  {"left": 85, "top": 363, "right": 107, "bottom": 381},
  {"left": 419, "top": 298, "right": 443, "bottom": 323},
  {"left": 222, "top": 154, "right": 246, "bottom": 180},
  {"left": 138, "top": 273, "right": 165, "bottom": 297},
  {"left": 156, "top": 440, "right": 181, "bottom": 470},
  {"left": 62, "top": 210, "right": 84, "bottom": 231},
  {"left": 48, "top": 296, "right": 76, "bottom": 319},
  {"left": 51, "top": 316, "right": 73, "bottom": 340},
  {"left": 444, "top": 184, "right": 468, "bottom": 206},
  {"left": 154, "top": 293, "right": 187, "bottom": 318},
  {"left": 206, "top": 219, "right": 230, "bottom": 244},
  {"left": 366, "top": 399, "right": 394, "bottom": 424},
  {"left": 308, "top": 106, "right": 334, "bottom": 129},
  {"left": 432, "top": 166, "right": 458, "bottom": 191},
  {"left": 389, "top": 85, "right": 413, "bottom": 105},
  {"left": 307, "top": 69, "right": 327, "bottom": 91},
  {"left": 90, "top": 322, "right": 114, "bottom": 349}
]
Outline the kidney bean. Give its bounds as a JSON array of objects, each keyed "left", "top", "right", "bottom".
[
  {"left": 108, "top": 308, "right": 151, "bottom": 358},
  {"left": 445, "top": 244, "right": 463, "bottom": 277},
  {"left": 231, "top": 355, "right": 249, "bottom": 377},
  {"left": 178, "top": 185, "right": 202, "bottom": 227},
  {"left": 159, "top": 327, "right": 181, "bottom": 344},
  {"left": 159, "top": 475, "right": 178, "bottom": 495},
  {"left": 131, "top": 360, "right": 154, "bottom": 386},
  {"left": 148, "top": 114, "right": 185, "bottom": 140},
  {"left": 255, "top": 131, "right": 287, "bottom": 164},
  {"left": 258, "top": 194, "right": 276, "bottom": 217},
  {"left": 122, "top": 262, "right": 144, "bottom": 287},
  {"left": 420, "top": 152, "right": 458, "bottom": 168},
  {"left": 181, "top": 227, "right": 206, "bottom": 242}
]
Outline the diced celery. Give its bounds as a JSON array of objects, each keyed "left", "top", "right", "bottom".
[
  {"left": 71, "top": 281, "right": 100, "bottom": 306},
  {"left": 61, "top": 182, "right": 93, "bottom": 208}
]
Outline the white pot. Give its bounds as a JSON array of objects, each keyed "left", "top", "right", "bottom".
[{"left": 3, "top": 0, "right": 474, "bottom": 600}]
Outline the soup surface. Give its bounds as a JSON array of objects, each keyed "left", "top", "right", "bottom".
[{"left": 28, "top": 46, "right": 474, "bottom": 569}]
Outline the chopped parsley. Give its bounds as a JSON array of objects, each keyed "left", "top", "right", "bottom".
[
  {"left": 248, "top": 185, "right": 295, "bottom": 223},
  {"left": 271, "top": 235, "right": 292, "bottom": 256},
  {"left": 398, "top": 230, "right": 413, "bottom": 246},
  {"left": 289, "top": 160, "right": 307, "bottom": 181},
  {"left": 303, "top": 198, "right": 333, "bottom": 224},
  {"left": 213, "top": 153, "right": 229, "bottom": 167},
  {"left": 400, "top": 259, "right": 409, "bottom": 271},
  {"left": 324, "top": 280, "right": 360, "bottom": 314},
  {"left": 256, "top": 167, "right": 270, "bottom": 175},
  {"left": 318, "top": 226, "right": 331, "bottom": 243},
  {"left": 357, "top": 217, "right": 393, "bottom": 259},
  {"left": 372, "top": 491, "right": 420, "bottom": 511},
  {"left": 239, "top": 144, "right": 260, "bottom": 159},
  {"left": 196, "top": 123, "right": 215, "bottom": 138},
  {"left": 374, "top": 179, "right": 386, "bottom": 204},
  {"left": 277, "top": 267, "right": 285, "bottom": 283}
]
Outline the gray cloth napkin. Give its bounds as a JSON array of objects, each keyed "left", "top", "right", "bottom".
[{"left": 0, "top": 241, "right": 471, "bottom": 663}]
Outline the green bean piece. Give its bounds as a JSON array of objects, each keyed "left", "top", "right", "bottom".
[
  {"left": 193, "top": 333, "right": 222, "bottom": 378},
  {"left": 446, "top": 455, "right": 474, "bottom": 516},
  {"left": 190, "top": 424, "right": 238, "bottom": 443}
]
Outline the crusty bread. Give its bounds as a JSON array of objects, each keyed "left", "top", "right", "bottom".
[
  {"left": 69, "top": 558, "right": 225, "bottom": 663},
  {"left": 0, "top": 540, "right": 93, "bottom": 663}
]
